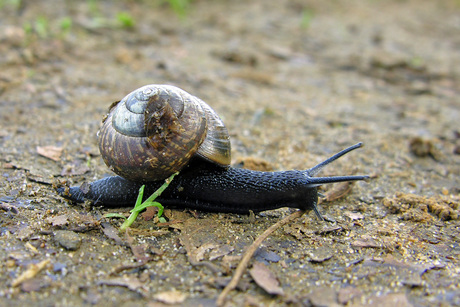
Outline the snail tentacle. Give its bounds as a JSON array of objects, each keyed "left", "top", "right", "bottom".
[{"left": 58, "top": 85, "right": 369, "bottom": 216}]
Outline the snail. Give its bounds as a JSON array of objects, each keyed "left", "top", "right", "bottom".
[{"left": 58, "top": 85, "right": 369, "bottom": 218}]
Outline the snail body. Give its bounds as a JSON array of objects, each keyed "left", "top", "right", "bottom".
[{"left": 59, "top": 85, "right": 368, "bottom": 217}]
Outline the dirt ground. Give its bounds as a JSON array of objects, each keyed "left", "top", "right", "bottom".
[{"left": 1, "top": 0, "right": 459, "bottom": 306}]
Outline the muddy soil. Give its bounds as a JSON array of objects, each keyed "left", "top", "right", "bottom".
[{"left": 1, "top": 0, "right": 459, "bottom": 306}]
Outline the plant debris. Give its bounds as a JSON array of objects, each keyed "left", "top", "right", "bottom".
[
  {"left": 383, "top": 192, "right": 459, "bottom": 221},
  {"left": 409, "top": 137, "right": 442, "bottom": 160},
  {"left": 249, "top": 262, "right": 284, "bottom": 296},
  {"left": 36, "top": 145, "right": 63, "bottom": 161},
  {"left": 323, "top": 182, "right": 354, "bottom": 202},
  {"left": 11, "top": 259, "right": 50, "bottom": 287},
  {"left": 46, "top": 214, "right": 69, "bottom": 227},
  {"left": 97, "top": 277, "right": 146, "bottom": 293}
]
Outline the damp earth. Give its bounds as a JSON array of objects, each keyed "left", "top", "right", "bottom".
[{"left": 0, "top": 1, "right": 459, "bottom": 306}]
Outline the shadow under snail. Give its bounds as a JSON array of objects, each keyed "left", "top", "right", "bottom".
[{"left": 58, "top": 84, "right": 369, "bottom": 218}]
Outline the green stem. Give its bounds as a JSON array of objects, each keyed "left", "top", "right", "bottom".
[{"left": 119, "top": 172, "right": 178, "bottom": 232}]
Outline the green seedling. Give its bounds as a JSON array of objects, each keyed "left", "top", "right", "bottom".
[
  {"left": 116, "top": 12, "right": 135, "bottom": 29},
  {"left": 35, "top": 16, "right": 50, "bottom": 38},
  {"left": 59, "top": 17, "right": 72, "bottom": 37},
  {"left": 105, "top": 172, "right": 178, "bottom": 231},
  {"left": 301, "top": 8, "right": 314, "bottom": 29},
  {"left": 86, "top": 156, "right": 92, "bottom": 168}
]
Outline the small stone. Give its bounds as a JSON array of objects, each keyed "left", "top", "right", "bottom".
[
  {"left": 21, "top": 277, "right": 50, "bottom": 292},
  {"left": 308, "top": 246, "right": 334, "bottom": 263},
  {"left": 54, "top": 230, "right": 81, "bottom": 251},
  {"left": 16, "top": 226, "right": 35, "bottom": 241},
  {"left": 255, "top": 248, "right": 281, "bottom": 263}
]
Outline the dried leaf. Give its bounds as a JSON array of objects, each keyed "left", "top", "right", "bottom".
[
  {"left": 324, "top": 182, "right": 353, "bottom": 202},
  {"left": 46, "top": 214, "right": 69, "bottom": 226},
  {"left": 351, "top": 235, "right": 381, "bottom": 248},
  {"left": 101, "top": 222, "right": 123, "bottom": 244},
  {"left": 195, "top": 242, "right": 218, "bottom": 262},
  {"left": 179, "top": 219, "right": 217, "bottom": 264},
  {"left": 365, "top": 254, "right": 444, "bottom": 275},
  {"left": 141, "top": 206, "right": 157, "bottom": 221},
  {"left": 344, "top": 211, "right": 364, "bottom": 220},
  {"left": 209, "top": 244, "right": 234, "bottom": 261},
  {"left": 126, "top": 234, "right": 151, "bottom": 264},
  {"left": 221, "top": 255, "right": 241, "bottom": 270},
  {"left": 98, "top": 277, "right": 144, "bottom": 292},
  {"left": 316, "top": 225, "right": 342, "bottom": 235},
  {"left": 249, "top": 262, "right": 284, "bottom": 296},
  {"left": 36, "top": 145, "right": 62, "bottom": 161}
]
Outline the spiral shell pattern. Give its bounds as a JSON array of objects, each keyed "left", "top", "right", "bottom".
[{"left": 98, "top": 85, "right": 231, "bottom": 181}]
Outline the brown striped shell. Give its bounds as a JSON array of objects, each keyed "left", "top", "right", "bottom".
[{"left": 98, "top": 85, "right": 231, "bottom": 182}]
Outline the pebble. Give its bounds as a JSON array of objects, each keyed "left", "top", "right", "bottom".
[{"left": 54, "top": 230, "right": 81, "bottom": 251}]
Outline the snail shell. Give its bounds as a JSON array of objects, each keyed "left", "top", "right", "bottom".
[{"left": 98, "top": 85, "right": 231, "bottom": 182}]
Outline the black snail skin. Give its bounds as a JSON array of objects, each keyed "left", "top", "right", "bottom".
[{"left": 58, "top": 85, "right": 369, "bottom": 218}]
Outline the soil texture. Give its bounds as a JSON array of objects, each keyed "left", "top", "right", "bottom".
[{"left": 1, "top": 0, "right": 459, "bottom": 306}]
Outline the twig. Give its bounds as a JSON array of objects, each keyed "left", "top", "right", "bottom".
[
  {"left": 12, "top": 259, "right": 50, "bottom": 287},
  {"left": 217, "top": 209, "right": 305, "bottom": 306}
]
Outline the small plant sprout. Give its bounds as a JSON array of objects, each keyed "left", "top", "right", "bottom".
[
  {"left": 59, "top": 17, "right": 72, "bottom": 37},
  {"left": 34, "top": 16, "right": 50, "bottom": 38},
  {"left": 301, "top": 8, "right": 314, "bottom": 29},
  {"left": 104, "top": 172, "right": 179, "bottom": 231},
  {"left": 116, "top": 12, "right": 135, "bottom": 29}
]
